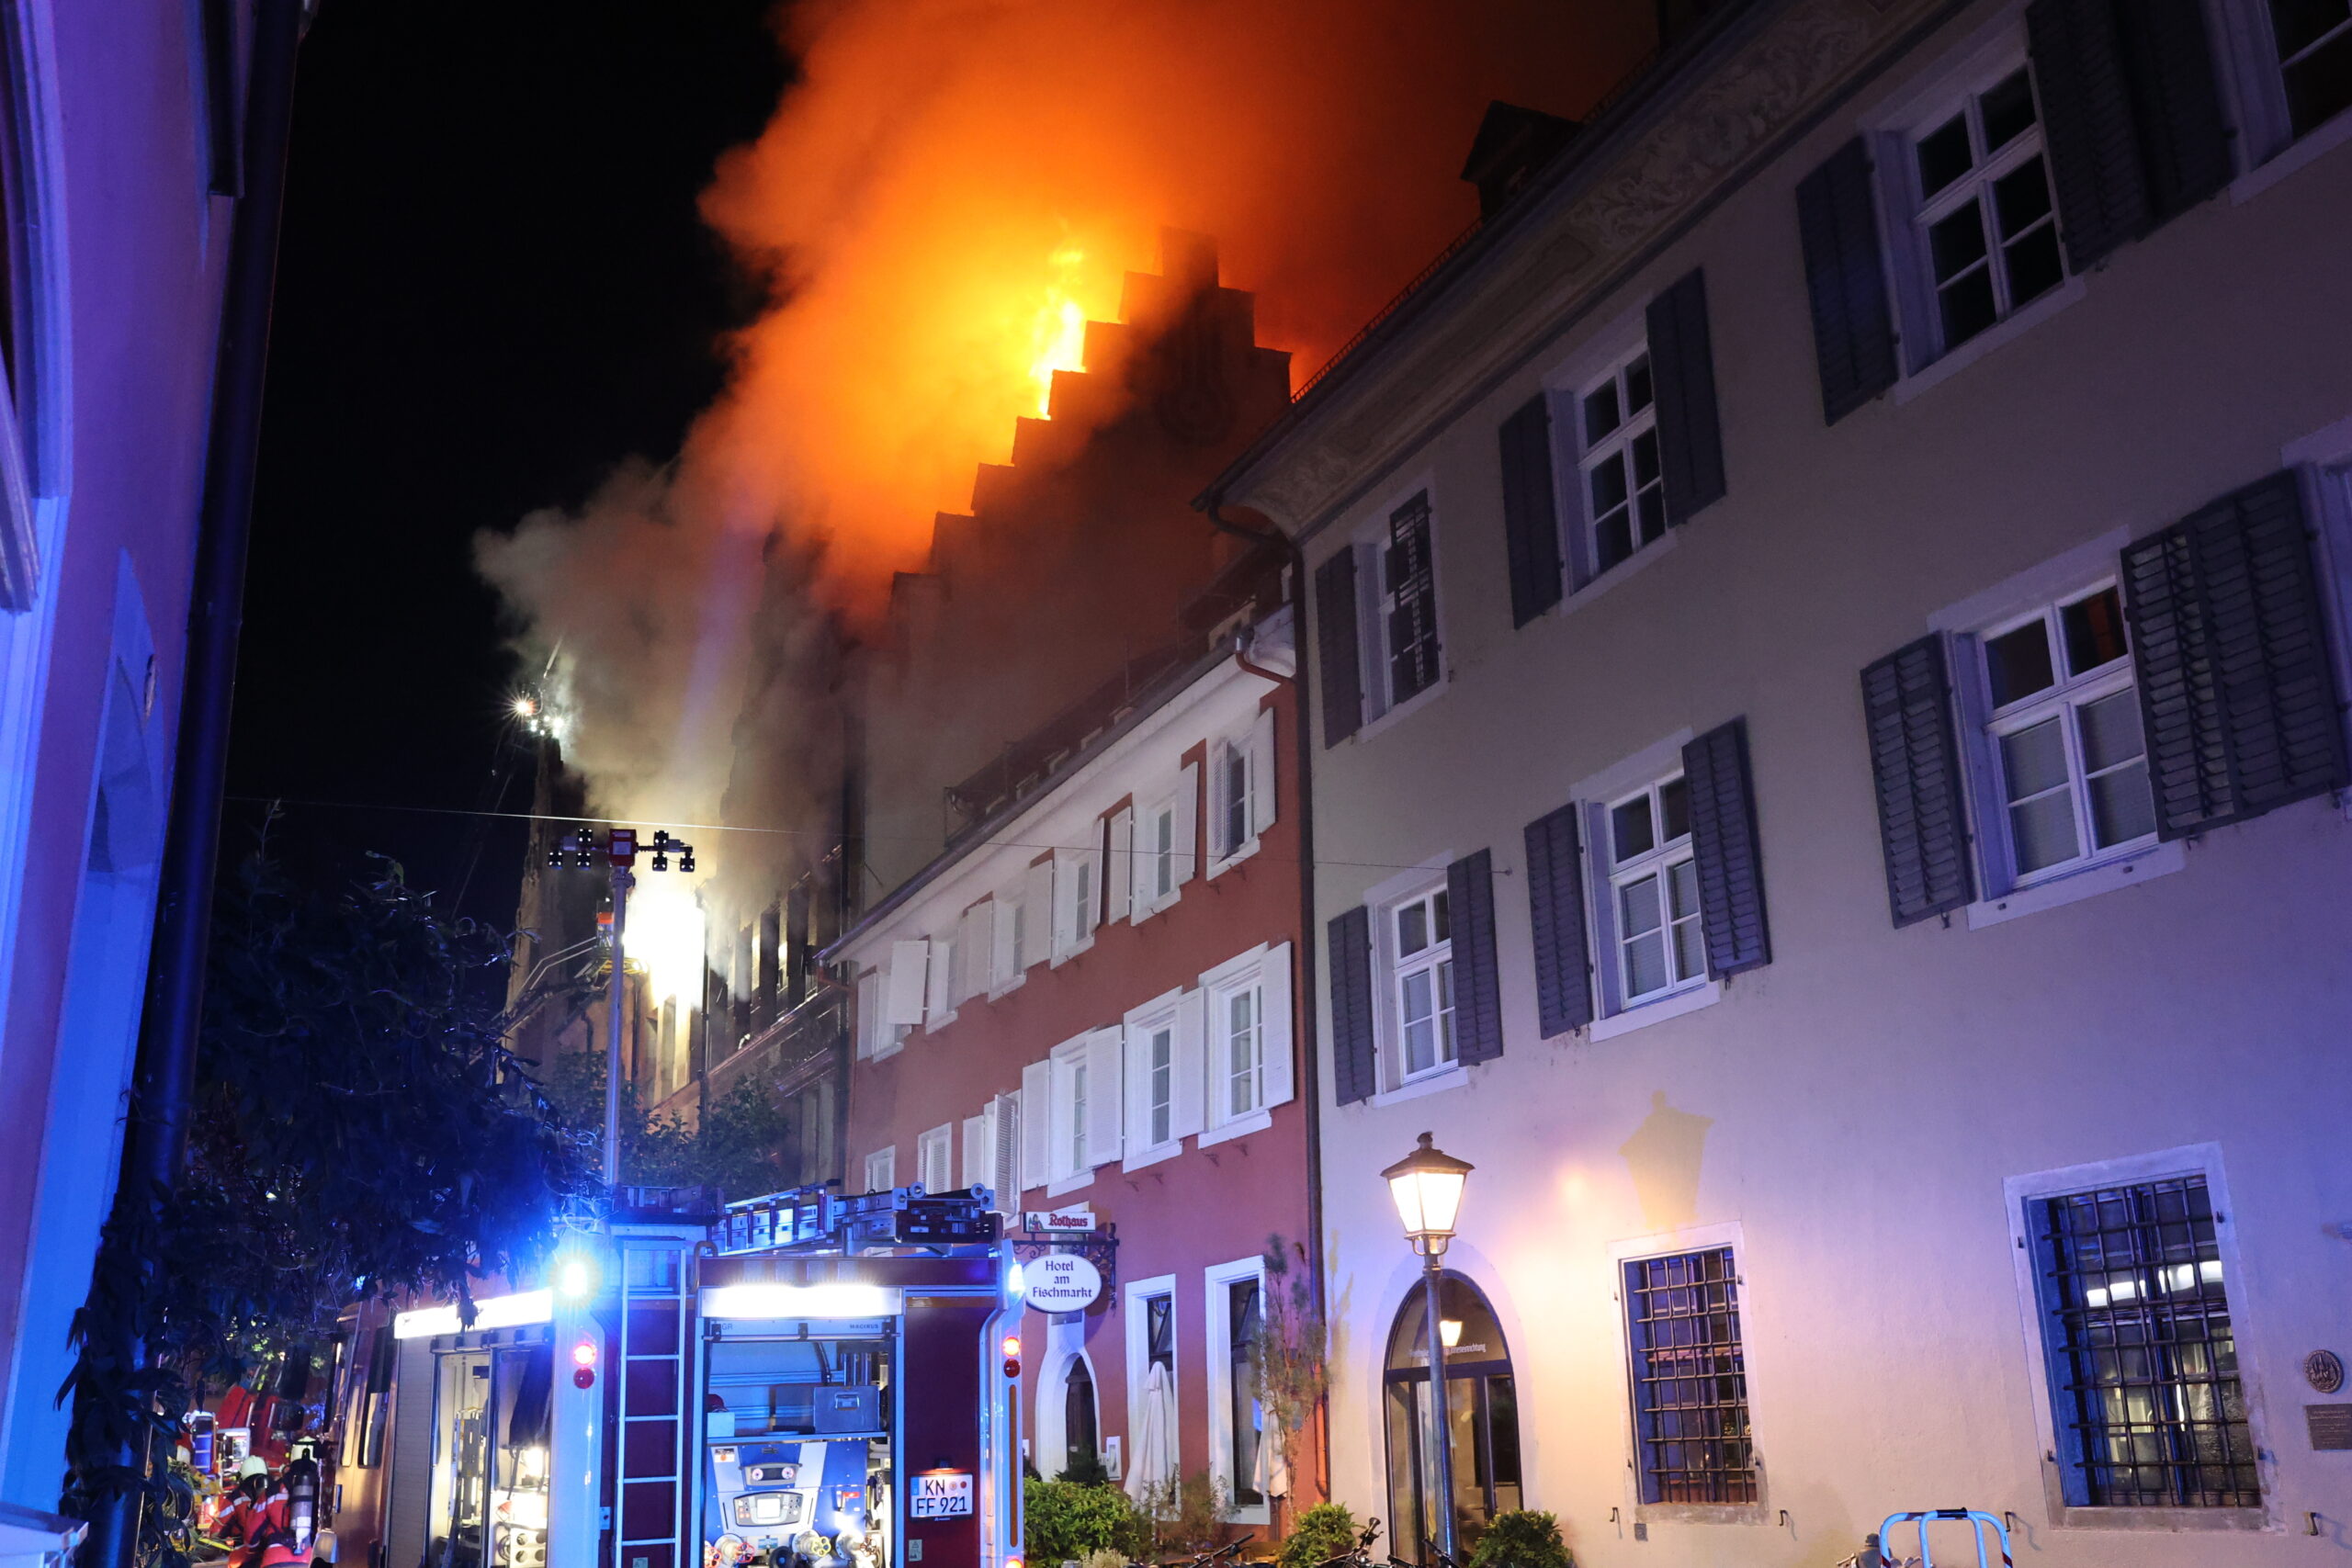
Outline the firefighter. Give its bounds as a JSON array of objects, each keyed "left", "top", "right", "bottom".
[{"left": 248, "top": 1445, "right": 322, "bottom": 1568}]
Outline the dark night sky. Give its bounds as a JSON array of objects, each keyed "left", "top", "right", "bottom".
[{"left": 226, "top": 2, "right": 790, "bottom": 925}]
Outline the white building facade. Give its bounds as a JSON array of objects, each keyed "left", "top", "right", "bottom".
[{"left": 1209, "top": 0, "right": 2352, "bottom": 1562}]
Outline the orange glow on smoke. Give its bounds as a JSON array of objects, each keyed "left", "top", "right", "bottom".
[{"left": 682, "top": 0, "right": 1647, "bottom": 617}]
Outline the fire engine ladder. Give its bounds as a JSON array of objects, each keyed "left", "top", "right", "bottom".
[{"left": 615, "top": 1240, "right": 695, "bottom": 1568}]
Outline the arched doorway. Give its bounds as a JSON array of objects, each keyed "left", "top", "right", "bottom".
[
  {"left": 1383, "top": 1274, "right": 1521, "bottom": 1560},
  {"left": 1063, "top": 1354, "right": 1101, "bottom": 1481}
]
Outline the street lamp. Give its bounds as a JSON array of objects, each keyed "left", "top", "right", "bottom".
[
  {"left": 548, "top": 826, "right": 697, "bottom": 1206},
  {"left": 1383, "top": 1132, "right": 1473, "bottom": 1564}
]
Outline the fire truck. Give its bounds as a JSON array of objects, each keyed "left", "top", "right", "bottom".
[{"left": 384, "top": 1185, "right": 1021, "bottom": 1568}]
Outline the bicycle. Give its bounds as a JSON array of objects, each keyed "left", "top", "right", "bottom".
[{"left": 1314, "top": 1517, "right": 1383, "bottom": 1568}]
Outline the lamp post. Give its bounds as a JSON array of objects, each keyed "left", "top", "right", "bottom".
[
  {"left": 1383, "top": 1132, "right": 1473, "bottom": 1564},
  {"left": 548, "top": 827, "right": 695, "bottom": 1205}
]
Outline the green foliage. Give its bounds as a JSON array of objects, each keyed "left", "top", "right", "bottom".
[
  {"left": 1465, "top": 1512, "right": 1570, "bottom": 1568},
  {"left": 1023, "top": 1478, "right": 1148, "bottom": 1566},
  {"left": 1252, "top": 1235, "right": 1327, "bottom": 1507},
  {"left": 1276, "top": 1504, "right": 1362, "bottom": 1568},
  {"left": 1135, "top": 1470, "right": 1231, "bottom": 1557},
  {"left": 64, "top": 854, "right": 598, "bottom": 1561},
  {"left": 545, "top": 1050, "right": 800, "bottom": 1200}
]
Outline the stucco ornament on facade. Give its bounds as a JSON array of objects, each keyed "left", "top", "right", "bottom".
[{"left": 1236, "top": 0, "right": 1934, "bottom": 537}]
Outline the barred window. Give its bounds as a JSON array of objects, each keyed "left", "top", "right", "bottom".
[
  {"left": 2032, "top": 1175, "right": 2258, "bottom": 1507},
  {"left": 1623, "top": 1247, "right": 1755, "bottom": 1505}
]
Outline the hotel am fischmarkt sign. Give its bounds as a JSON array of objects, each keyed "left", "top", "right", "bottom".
[{"left": 1021, "top": 1251, "right": 1102, "bottom": 1313}]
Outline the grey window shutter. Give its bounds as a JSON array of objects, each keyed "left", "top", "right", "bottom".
[
  {"left": 1645, "top": 269, "right": 1726, "bottom": 524},
  {"left": 1447, "top": 850, "right": 1504, "bottom": 1065},
  {"left": 1498, "top": 394, "right": 1563, "bottom": 627},
  {"left": 2122, "top": 469, "right": 2348, "bottom": 840},
  {"left": 1522, "top": 803, "right": 1593, "bottom": 1036},
  {"left": 1385, "top": 493, "right": 1442, "bottom": 702},
  {"left": 1860, "top": 636, "right": 1976, "bottom": 926},
  {"left": 2030, "top": 0, "right": 2229, "bottom": 272},
  {"left": 1795, "top": 138, "right": 1898, "bottom": 425},
  {"left": 1314, "top": 549, "right": 1363, "bottom": 748},
  {"left": 1328, "top": 906, "right": 1376, "bottom": 1104},
  {"left": 1681, "top": 718, "right": 1771, "bottom": 976}
]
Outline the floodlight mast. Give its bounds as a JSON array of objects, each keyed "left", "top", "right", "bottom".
[{"left": 547, "top": 826, "right": 697, "bottom": 1215}]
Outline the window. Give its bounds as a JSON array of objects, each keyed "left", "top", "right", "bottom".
[
  {"left": 1577, "top": 345, "right": 1665, "bottom": 574},
  {"left": 1905, "top": 60, "right": 2064, "bottom": 356},
  {"left": 1198, "top": 943, "right": 1292, "bottom": 1138},
  {"left": 1137, "top": 796, "right": 1179, "bottom": 912},
  {"left": 1389, "top": 887, "right": 1455, "bottom": 1081},
  {"left": 2028, "top": 1174, "right": 2256, "bottom": 1508},
  {"left": 1124, "top": 987, "right": 1201, "bottom": 1168},
  {"left": 916, "top": 1123, "right": 954, "bottom": 1196},
  {"left": 1047, "top": 1029, "right": 1123, "bottom": 1186},
  {"left": 2269, "top": 0, "right": 2352, "bottom": 137},
  {"left": 1215, "top": 739, "right": 1250, "bottom": 860},
  {"left": 1604, "top": 774, "right": 1704, "bottom": 1006},
  {"left": 1623, "top": 1247, "right": 1754, "bottom": 1506},
  {"left": 1368, "top": 491, "right": 1442, "bottom": 714},
  {"left": 862, "top": 1146, "right": 895, "bottom": 1193},
  {"left": 1125, "top": 1278, "right": 1180, "bottom": 1497},
  {"left": 1204, "top": 1258, "right": 1270, "bottom": 1521},
  {"left": 1054, "top": 842, "right": 1101, "bottom": 962},
  {"left": 1976, "top": 582, "right": 2154, "bottom": 885}
]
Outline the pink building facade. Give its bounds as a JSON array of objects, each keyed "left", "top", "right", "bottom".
[{"left": 831, "top": 600, "right": 1319, "bottom": 1532}]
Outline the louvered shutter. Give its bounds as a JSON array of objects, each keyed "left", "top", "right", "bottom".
[
  {"left": 1022, "top": 858, "right": 1054, "bottom": 968},
  {"left": 924, "top": 937, "right": 954, "bottom": 1023},
  {"left": 1447, "top": 850, "right": 1505, "bottom": 1065},
  {"left": 1498, "top": 394, "right": 1564, "bottom": 626},
  {"left": 961, "top": 1113, "right": 988, "bottom": 1190},
  {"left": 1315, "top": 550, "right": 1363, "bottom": 746},
  {"left": 1796, "top": 138, "right": 1898, "bottom": 424},
  {"left": 1328, "top": 907, "right": 1376, "bottom": 1105},
  {"left": 1086, "top": 1028, "right": 1125, "bottom": 1166},
  {"left": 1173, "top": 761, "right": 1200, "bottom": 888},
  {"left": 2116, "top": 0, "right": 2229, "bottom": 220},
  {"left": 884, "top": 940, "right": 928, "bottom": 1026},
  {"left": 1682, "top": 718, "right": 1772, "bottom": 976},
  {"left": 2029, "top": 0, "right": 2228, "bottom": 272},
  {"left": 1860, "top": 636, "right": 1976, "bottom": 925},
  {"left": 2123, "top": 470, "right": 2349, "bottom": 839},
  {"left": 1259, "top": 942, "right": 1295, "bottom": 1109},
  {"left": 1018, "top": 1059, "right": 1053, "bottom": 1191},
  {"left": 1250, "top": 705, "right": 1278, "bottom": 836},
  {"left": 1645, "top": 270, "right": 1727, "bottom": 525},
  {"left": 1386, "top": 494, "right": 1442, "bottom": 703},
  {"left": 1106, "top": 810, "right": 1133, "bottom": 924},
  {"left": 1522, "top": 803, "right": 1594, "bottom": 1037},
  {"left": 1170, "top": 988, "right": 1207, "bottom": 1139},
  {"left": 989, "top": 1093, "right": 1020, "bottom": 1214}
]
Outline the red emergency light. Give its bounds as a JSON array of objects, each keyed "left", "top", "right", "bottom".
[
  {"left": 1000, "top": 1334, "right": 1020, "bottom": 1379},
  {"left": 572, "top": 1336, "right": 599, "bottom": 1388}
]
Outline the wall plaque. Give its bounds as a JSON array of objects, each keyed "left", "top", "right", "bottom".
[{"left": 2306, "top": 1404, "right": 2352, "bottom": 1451}]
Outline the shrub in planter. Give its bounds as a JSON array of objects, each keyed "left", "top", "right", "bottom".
[
  {"left": 1023, "top": 1478, "right": 1149, "bottom": 1566},
  {"left": 1465, "top": 1511, "right": 1570, "bottom": 1568},
  {"left": 1275, "top": 1504, "right": 1362, "bottom": 1568}
]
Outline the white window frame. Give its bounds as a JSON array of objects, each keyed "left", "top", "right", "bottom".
[
  {"left": 855, "top": 966, "right": 907, "bottom": 1061},
  {"left": 2216, "top": 0, "right": 2352, "bottom": 191},
  {"left": 2002, "top": 1144, "right": 2275, "bottom": 1530},
  {"left": 1134, "top": 793, "right": 1182, "bottom": 917},
  {"left": 1385, "top": 884, "right": 1456, "bottom": 1087},
  {"left": 1122, "top": 987, "right": 1187, "bottom": 1171},
  {"left": 1564, "top": 734, "right": 1726, "bottom": 1041},
  {"left": 916, "top": 1123, "right": 955, "bottom": 1196},
  {"left": 1867, "top": 16, "right": 2088, "bottom": 397},
  {"left": 1203, "top": 1255, "right": 1272, "bottom": 1527},
  {"left": 1046, "top": 1033, "right": 1095, "bottom": 1194},
  {"left": 1124, "top": 1274, "right": 1181, "bottom": 1489},
  {"left": 1197, "top": 942, "right": 1292, "bottom": 1145},
  {"left": 1595, "top": 771, "right": 1708, "bottom": 1013},
  {"left": 1051, "top": 839, "right": 1102, "bottom": 965},
  {"left": 1207, "top": 732, "right": 1254, "bottom": 873},
  {"left": 1609, "top": 1224, "right": 1768, "bottom": 1523},
  {"left": 1359, "top": 856, "right": 1468, "bottom": 1097},
  {"left": 862, "top": 1145, "right": 896, "bottom": 1194},
  {"left": 1970, "top": 579, "right": 2158, "bottom": 887},
  {"left": 1573, "top": 337, "right": 1668, "bottom": 581},
  {"left": 990, "top": 881, "right": 1027, "bottom": 998},
  {"left": 955, "top": 897, "right": 993, "bottom": 1005}
]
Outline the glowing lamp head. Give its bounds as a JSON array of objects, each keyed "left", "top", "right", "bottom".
[
  {"left": 555, "top": 1251, "right": 598, "bottom": 1301},
  {"left": 571, "top": 1338, "right": 599, "bottom": 1371},
  {"left": 1383, "top": 1132, "right": 1474, "bottom": 1255},
  {"left": 511, "top": 696, "right": 537, "bottom": 720},
  {"left": 1001, "top": 1335, "right": 1021, "bottom": 1359},
  {"left": 1440, "top": 1318, "right": 1463, "bottom": 1349}
]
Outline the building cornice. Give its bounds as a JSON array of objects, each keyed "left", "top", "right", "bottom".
[{"left": 1215, "top": 0, "right": 1951, "bottom": 538}]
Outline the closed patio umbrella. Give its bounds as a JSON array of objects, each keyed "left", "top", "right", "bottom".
[{"left": 1125, "top": 1361, "right": 1176, "bottom": 1504}]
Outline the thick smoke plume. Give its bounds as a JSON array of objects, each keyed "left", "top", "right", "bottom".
[{"left": 478, "top": 0, "right": 1645, "bottom": 982}]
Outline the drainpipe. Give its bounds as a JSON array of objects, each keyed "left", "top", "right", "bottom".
[
  {"left": 1201, "top": 495, "right": 1329, "bottom": 1501},
  {"left": 80, "top": 2, "right": 307, "bottom": 1563}
]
